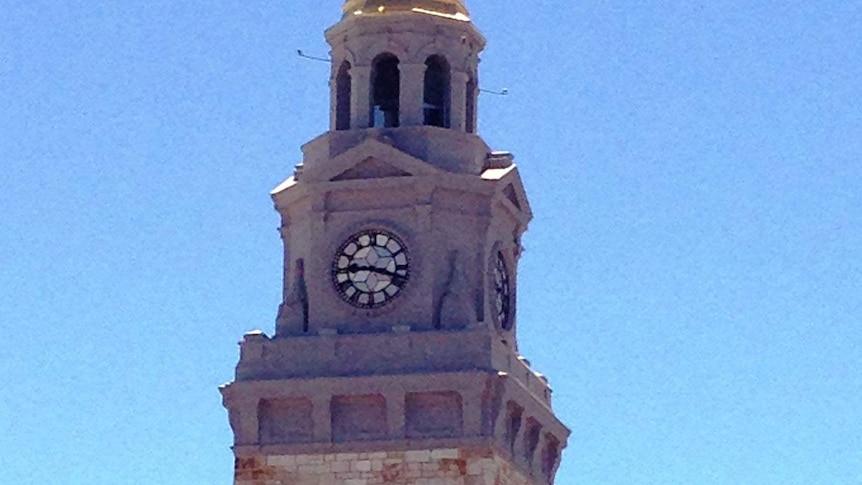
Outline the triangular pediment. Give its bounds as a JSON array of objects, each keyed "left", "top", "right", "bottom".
[
  {"left": 331, "top": 157, "right": 412, "bottom": 181},
  {"left": 482, "top": 164, "right": 532, "bottom": 221},
  {"left": 503, "top": 184, "right": 521, "bottom": 210},
  {"left": 305, "top": 137, "right": 443, "bottom": 183}
]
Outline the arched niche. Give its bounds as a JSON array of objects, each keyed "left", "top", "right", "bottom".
[
  {"left": 369, "top": 53, "right": 400, "bottom": 128},
  {"left": 423, "top": 55, "right": 451, "bottom": 128}
]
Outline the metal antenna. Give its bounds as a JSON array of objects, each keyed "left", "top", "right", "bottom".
[
  {"left": 297, "top": 49, "right": 331, "bottom": 63},
  {"left": 480, "top": 87, "right": 509, "bottom": 96}
]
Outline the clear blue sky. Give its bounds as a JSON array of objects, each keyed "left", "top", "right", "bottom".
[{"left": 2, "top": 1, "right": 860, "bottom": 484}]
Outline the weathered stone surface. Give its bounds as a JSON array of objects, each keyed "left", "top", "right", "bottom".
[
  {"left": 234, "top": 448, "right": 532, "bottom": 485},
  {"left": 221, "top": 1, "right": 568, "bottom": 484}
]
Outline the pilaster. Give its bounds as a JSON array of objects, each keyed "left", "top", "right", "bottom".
[
  {"left": 351, "top": 65, "right": 371, "bottom": 129},
  {"left": 450, "top": 70, "right": 469, "bottom": 131},
  {"left": 399, "top": 63, "right": 427, "bottom": 127},
  {"left": 233, "top": 397, "right": 260, "bottom": 447},
  {"left": 311, "top": 395, "right": 332, "bottom": 443},
  {"left": 462, "top": 384, "right": 484, "bottom": 438},
  {"left": 384, "top": 389, "right": 406, "bottom": 439}
]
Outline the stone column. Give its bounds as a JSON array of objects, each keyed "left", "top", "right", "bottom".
[
  {"left": 311, "top": 395, "right": 332, "bottom": 443},
  {"left": 351, "top": 65, "right": 371, "bottom": 129},
  {"left": 306, "top": 201, "right": 327, "bottom": 333},
  {"left": 384, "top": 390, "right": 406, "bottom": 439},
  {"left": 328, "top": 72, "right": 337, "bottom": 132},
  {"left": 399, "top": 63, "right": 427, "bottom": 127},
  {"left": 449, "top": 71, "right": 469, "bottom": 132},
  {"left": 233, "top": 397, "right": 261, "bottom": 446},
  {"left": 512, "top": 415, "right": 526, "bottom": 467},
  {"left": 462, "top": 386, "right": 484, "bottom": 437},
  {"left": 533, "top": 431, "right": 549, "bottom": 479}
]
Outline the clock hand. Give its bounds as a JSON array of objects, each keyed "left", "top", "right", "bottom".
[
  {"left": 347, "top": 263, "right": 399, "bottom": 276},
  {"left": 346, "top": 264, "right": 407, "bottom": 287}
]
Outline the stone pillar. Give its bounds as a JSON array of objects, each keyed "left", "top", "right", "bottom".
[
  {"left": 239, "top": 331, "right": 267, "bottom": 361},
  {"left": 399, "top": 63, "right": 427, "bottom": 127},
  {"left": 306, "top": 201, "right": 327, "bottom": 333},
  {"left": 385, "top": 390, "right": 406, "bottom": 439},
  {"left": 449, "top": 71, "right": 469, "bottom": 132},
  {"left": 351, "top": 65, "right": 371, "bottom": 129},
  {"left": 311, "top": 395, "right": 332, "bottom": 443},
  {"left": 532, "top": 431, "right": 549, "bottom": 479},
  {"left": 544, "top": 433, "right": 563, "bottom": 484},
  {"left": 328, "top": 72, "right": 337, "bottom": 132},
  {"left": 512, "top": 415, "right": 526, "bottom": 468},
  {"left": 233, "top": 397, "right": 260, "bottom": 446},
  {"left": 462, "top": 386, "right": 484, "bottom": 437}
]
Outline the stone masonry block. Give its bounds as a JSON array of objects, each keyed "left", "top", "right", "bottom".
[
  {"left": 235, "top": 448, "right": 534, "bottom": 485},
  {"left": 405, "top": 450, "right": 432, "bottom": 462},
  {"left": 430, "top": 449, "right": 459, "bottom": 460}
]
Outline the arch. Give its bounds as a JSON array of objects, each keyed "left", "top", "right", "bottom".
[
  {"left": 424, "top": 55, "right": 451, "bottom": 128},
  {"left": 355, "top": 37, "right": 408, "bottom": 67},
  {"left": 465, "top": 72, "right": 477, "bottom": 133},
  {"left": 369, "top": 53, "right": 400, "bottom": 128},
  {"left": 335, "top": 61, "right": 352, "bottom": 131}
]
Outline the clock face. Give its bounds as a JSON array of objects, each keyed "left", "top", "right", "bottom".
[
  {"left": 331, "top": 229, "right": 410, "bottom": 309},
  {"left": 493, "top": 251, "right": 512, "bottom": 329}
]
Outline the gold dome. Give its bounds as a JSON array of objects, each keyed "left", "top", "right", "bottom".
[{"left": 342, "top": 0, "right": 470, "bottom": 20}]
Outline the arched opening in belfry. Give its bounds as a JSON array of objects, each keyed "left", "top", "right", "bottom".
[
  {"left": 335, "top": 61, "right": 352, "bottom": 131},
  {"left": 370, "top": 53, "right": 400, "bottom": 128},
  {"left": 465, "top": 73, "right": 477, "bottom": 133},
  {"left": 423, "top": 55, "right": 450, "bottom": 128}
]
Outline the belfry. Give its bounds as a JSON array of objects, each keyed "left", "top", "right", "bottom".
[{"left": 220, "top": 1, "right": 569, "bottom": 483}]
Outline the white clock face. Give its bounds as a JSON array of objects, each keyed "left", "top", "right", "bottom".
[
  {"left": 331, "top": 229, "right": 410, "bottom": 309},
  {"left": 493, "top": 251, "right": 512, "bottom": 329}
]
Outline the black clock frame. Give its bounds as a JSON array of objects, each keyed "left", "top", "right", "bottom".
[
  {"left": 331, "top": 229, "right": 410, "bottom": 309},
  {"left": 493, "top": 251, "right": 512, "bottom": 330}
]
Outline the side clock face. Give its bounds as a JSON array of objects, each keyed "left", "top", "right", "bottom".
[
  {"left": 331, "top": 229, "right": 410, "bottom": 309},
  {"left": 493, "top": 251, "right": 512, "bottom": 329}
]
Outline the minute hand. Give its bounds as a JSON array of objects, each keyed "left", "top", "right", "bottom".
[
  {"left": 347, "top": 264, "right": 406, "bottom": 285},
  {"left": 347, "top": 264, "right": 397, "bottom": 276}
]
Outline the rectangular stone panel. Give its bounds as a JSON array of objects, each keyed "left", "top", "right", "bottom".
[
  {"left": 330, "top": 394, "right": 387, "bottom": 442},
  {"left": 405, "top": 391, "right": 463, "bottom": 439},
  {"left": 258, "top": 398, "right": 313, "bottom": 445}
]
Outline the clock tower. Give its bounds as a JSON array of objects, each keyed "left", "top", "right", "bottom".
[{"left": 220, "top": 1, "right": 569, "bottom": 483}]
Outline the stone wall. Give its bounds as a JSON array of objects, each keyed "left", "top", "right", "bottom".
[{"left": 235, "top": 447, "right": 533, "bottom": 485}]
